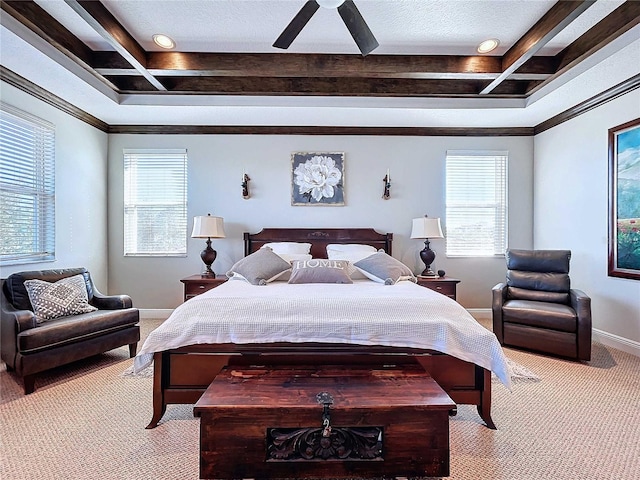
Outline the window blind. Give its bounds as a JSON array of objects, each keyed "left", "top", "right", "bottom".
[
  {"left": 445, "top": 150, "right": 508, "bottom": 257},
  {"left": 123, "top": 149, "right": 187, "bottom": 256},
  {"left": 0, "top": 102, "right": 55, "bottom": 266}
]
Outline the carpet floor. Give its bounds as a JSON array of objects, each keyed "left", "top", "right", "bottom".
[{"left": 1, "top": 317, "right": 639, "bottom": 480}]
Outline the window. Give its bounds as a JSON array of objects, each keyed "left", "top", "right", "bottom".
[
  {"left": 445, "top": 150, "right": 508, "bottom": 257},
  {"left": 123, "top": 149, "right": 187, "bottom": 256},
  {"left": 0, "top": 103, "right": 55, "bottom": 266}
]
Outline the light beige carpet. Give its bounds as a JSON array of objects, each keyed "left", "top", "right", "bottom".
[{"left": 1, "top": 318, "right": 639, "bottom": 480}]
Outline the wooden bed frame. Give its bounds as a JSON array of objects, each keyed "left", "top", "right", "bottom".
[{"left": 145, "top": 228, "right": 495, "bottom": 430}]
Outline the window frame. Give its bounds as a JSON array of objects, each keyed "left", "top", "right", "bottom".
[
  {"left": 445, "top": 150, "right": 508, "bottom": 258},
  {"left": 0, "top": 102, "right": 55, "bottom": 266},
  {"left": 123, "top": 148, "right": 188, "bottom": 257}
]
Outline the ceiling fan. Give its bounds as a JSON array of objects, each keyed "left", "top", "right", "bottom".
[{"left": 273, "top": 0, "right": 379, "bottom": 56}]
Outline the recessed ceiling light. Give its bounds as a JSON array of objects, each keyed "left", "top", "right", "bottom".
[
  {"left": 152, "top": 34, "right": 175, "bottom": 49},
  {"left": 477, "top": 38, "right": 500, "bottom": 54}
]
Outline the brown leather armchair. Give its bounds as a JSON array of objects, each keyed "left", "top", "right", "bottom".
[
  {"left": 1, "top": 268, "right": 140, "bottom": 393},
  {"left": 492, "top": 249, "right": 591, "bottom": 361}
]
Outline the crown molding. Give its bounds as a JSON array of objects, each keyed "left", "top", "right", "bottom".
[
  {"left": 0, "top": 66, "right": 109, "bottom": 132},
  {"left": 106, "top": 125, "right": 533, "bottom": 136},
  {"left": 534, "top": 74, "right": 640, "bottom": 134},
  {"left": 2, "top": 66, "right": 638, "bottom": 137}
]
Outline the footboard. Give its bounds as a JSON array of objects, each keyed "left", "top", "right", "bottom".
[{"left": 145, "top": 344, "right": 495, "bottom": 430}]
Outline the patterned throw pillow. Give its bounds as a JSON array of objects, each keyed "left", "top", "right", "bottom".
[
  {"left": 23, "top": 274, "right": 97, "bottom": 323},
  {"left": 288, "top": 259, "right": 353, "bottom": 284}
]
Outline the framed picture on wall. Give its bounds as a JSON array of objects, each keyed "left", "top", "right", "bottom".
[
  {"left": 291, "top": 152, "right": 345, "bottom": 206},
  {"left": 608, "top": 118, "right": 640, "bottom": 280}
]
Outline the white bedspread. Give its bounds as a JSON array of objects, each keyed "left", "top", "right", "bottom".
[{"left": 134, "top": 279, "right": 511, "bottom": 387}]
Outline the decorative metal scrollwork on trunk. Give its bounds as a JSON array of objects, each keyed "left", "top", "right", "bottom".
[{"left": 267, "top": 426, "right": 383, "bottom": 461}]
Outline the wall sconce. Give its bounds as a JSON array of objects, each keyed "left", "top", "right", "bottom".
[
  {"left": 382, "top": 168, "right": 390, "bottom": 200},
  {"left": 242, "top": 170, "right": 250, "bottom": 199}
]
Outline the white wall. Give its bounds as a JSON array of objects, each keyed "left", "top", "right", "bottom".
[
  {"left": 534, "top": 88, "right": 640, "bottom": 348},
  {"left": 0, "top": 82, "right": 110, "bottom": 289},
  {"left": 108, "top": 134, "right": 533, "bottom": 309}
]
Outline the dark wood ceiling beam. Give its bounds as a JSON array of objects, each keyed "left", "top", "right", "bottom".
[
  {"left": 526, "top": 1, "right": 640, "bottom": 97},
  {"left": 1, "top": 0, "right": 93, "bottom": 65},
  {"left": 92, "top": 52, "right": 553, "bottom": 82},
  {"left": 63, "top": 0, "right": 166, "bottom": 91},
  {"left": 106, "top": 76, "right": 530, "bottom": 97},
  {"left": 480, "top": 0, "right": 595, "bottom": 94},
  {"left": 98, "top": 67, "right": 551, "bottom": 83},
  {"left": 144, "top": 53, "right": 506, "bottom": 78},
  {"left": 555, "top": 1, "right": 640, "bottom": 73},
  {"left": 1, "top": 0, "right": 121, "bottom": 92}
]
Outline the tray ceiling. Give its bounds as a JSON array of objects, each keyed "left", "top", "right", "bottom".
[{"left": 1, "top": 0, "right": 639, "bottom": 128}]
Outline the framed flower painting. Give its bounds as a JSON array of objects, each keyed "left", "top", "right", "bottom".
[
  {"left": 608, "top": 118, "right": 640, "bottom": 280},
  {"left": 291, "top": 152, "right": 345, "bottom": 206}
]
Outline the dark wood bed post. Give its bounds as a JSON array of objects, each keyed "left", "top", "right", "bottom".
[
  {"left": 146, "top": 352, "right": 166, "bottom": 429},
  {"left": 479, "top": 369, "right": 496, "bottom": 430}
]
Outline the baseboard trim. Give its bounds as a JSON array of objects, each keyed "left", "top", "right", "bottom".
[
  {"left": 593, "top": 328, "right": 640, "bottom": 357},
  {"left": 139, "top": 309, "right": 173, "bottom": 320},
  {"left": 467, "top": 308, "right": 492, "bottom": 320}
]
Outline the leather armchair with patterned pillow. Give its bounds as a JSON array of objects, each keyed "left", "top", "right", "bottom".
[
  {"left": 1, "top": 268, "right": 140, "bottom": 393},
  {"left": 492, "top": 249, "right": 591, "bottom": 361}
]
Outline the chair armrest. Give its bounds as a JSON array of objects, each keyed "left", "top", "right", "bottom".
[
  {"left": 492, "top": 283, "right": 508, "bottom": 343},
  {"left": 570, "top": 289, "right": 592, "bottom": 361},
  {"left": 91, "top": 291, "right": 133, "bottom": 310},
  {"left": 1, "top": 301, "right": 37, "bottom": 333},
  {"left": 1, "top": 300, "right": 37, "bottom": 369},
  {"left": 570, "top": 289, "right": 591, "bottom": 317}
]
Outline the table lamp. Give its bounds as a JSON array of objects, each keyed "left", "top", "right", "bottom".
[
  {"left": 410, "top": 215, "right": 444, "bottom": 277},
  {"left": 191, "top": 214, "right": 225, "bottom": 276}
]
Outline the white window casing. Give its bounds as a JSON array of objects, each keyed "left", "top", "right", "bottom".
[
  {"left": 123, "top": 149, "right": 188, "bottom": 256},
  {"left": 0, "top": 102, "right": 55, "bottom": 266},
  {"left": 445, "top": 150, "right": 508, "bottom": 257}
]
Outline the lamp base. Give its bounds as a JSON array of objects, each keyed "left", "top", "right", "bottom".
[
  {"left": 200, "top": 238, "right": 217, "bottom": 278},
  {"left": 419, "top": 268, "right": 437, "bottom": 277},
  {"left": 419, "top": 239, "right": 437, "bottom": 278}
]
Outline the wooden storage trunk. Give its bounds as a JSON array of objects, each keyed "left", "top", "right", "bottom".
[{"left": 194, "top": 364, "right": 455, "bottom": 479}]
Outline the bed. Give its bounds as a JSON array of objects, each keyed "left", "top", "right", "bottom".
[{"left": 138, "top": 228, "right": 510, "bottom": 430}]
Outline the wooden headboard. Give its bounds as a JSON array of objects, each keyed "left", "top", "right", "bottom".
[{"left": 244, "top": 228, "right": 393, "bottom": 258}]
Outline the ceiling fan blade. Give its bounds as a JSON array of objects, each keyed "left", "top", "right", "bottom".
[
  {"left": 273, "top": 0, "right": 320, "bottom": 49},
  {"left": 337, "top": 0, "right": 379, "bottom": 56}
]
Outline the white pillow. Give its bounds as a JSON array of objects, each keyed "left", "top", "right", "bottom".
[
  {"left": 274, "top": 253, "right": 313, "bottom": 263},
  {"left": 270, "top": 253, "right": 313, "bottom": 281},
  {"left": 261, "top": 242, "right": 312, "bottom": 255},
  {"left": 326, "top": 244, "right": 377, "bottom": 279}
]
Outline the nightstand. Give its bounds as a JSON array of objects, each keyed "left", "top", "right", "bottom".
[
  {"left": 416, "top": 276, "right": 460, "bottom": 301},
  {"left": 180, "top": 275, "right": 228, "bottom": 301}
]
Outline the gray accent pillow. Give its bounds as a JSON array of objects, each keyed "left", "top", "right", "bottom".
[
  {"left": 288, "top": 259, "right": 353, "bottom": 284},
  {"left": 354, "top": 252, "right": 417, "bottom": 285},
  {"left": 227, "top": 247, "right": 292, "bottom": 285},
  {"left": 23, "top": 274, "right": 97, "bottom": 323}
]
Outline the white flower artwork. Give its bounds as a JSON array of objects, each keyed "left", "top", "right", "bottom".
[{"left": 291, "top": 152, "right": 344, "bottom": 205}]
